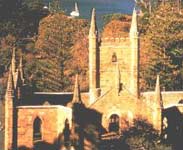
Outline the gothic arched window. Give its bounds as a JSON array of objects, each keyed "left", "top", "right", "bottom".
[
  {"left": 33, "top": 117, "right": 42, "bottom": 142},
  {"left": 109, "top": 114, "right": 120, "bottom": 132},
  {"left": 112, "top": 52, "right": 117, "bottom": 62}
]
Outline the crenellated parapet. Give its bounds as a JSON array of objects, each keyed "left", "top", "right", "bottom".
[{"left": 101, "top": 37, "right": 130, "bottom": 42}]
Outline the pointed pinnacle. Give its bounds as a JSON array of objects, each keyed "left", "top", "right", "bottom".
[
  {"left": 155, "top": 75, "right": 163, "bottom": 108},
  {"left": 11, "top": 48, "right": 16, "bottom": 73},
  {"left": 130, "top": 8, "right": 138, "bottom": 36},
  {"left": 89, "top": 8, "right": 97, "bottom": 36},
  {"left": 19, "top": 54, "right": 23, "bottom": 68},
  {"left": 6, "top": 66, "right": 14, "bottom": 98},
  {"left": 19, "top": 54, "right": 24, "bottom": 84},
  {"left": 72, "top": 74, "right": 82, "bottom": 104}
]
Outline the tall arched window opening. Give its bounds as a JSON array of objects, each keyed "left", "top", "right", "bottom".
[{"left": 33, "top": 117, "right": 42, "bottom": 142}]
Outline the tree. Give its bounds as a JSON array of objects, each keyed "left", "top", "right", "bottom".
[
  {"left": 140, "top": 3, "right": 183, "bottom": 91},
  {"left": 102, "top": 14, "right": 131, "bottom": 38},
  {"left": 0, "top": 0, "right": 47, "bottom": 38},
  {"left": 34, "top": 14, "right": 89, "bottom": 92},
  {"left": 49, "top": 0, "right": 62, "bottom": 13},
  {"left": 102, "top": 14, "right": 131, "bottom": 26},
  {"left": 122, "top": 119, "right": 172, "bottom": 150}
]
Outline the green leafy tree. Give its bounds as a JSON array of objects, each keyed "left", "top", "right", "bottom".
[
  {"left": 49, "top": 0, "right": 62, "bottom": 13},
  {"left": 0, "top": 0, "right": 49, "bottom": 94},
  {"left": 122, "top": 119, "right": 172, "bottom": 150},
  {"left": 0, "top": 0, "right": 47, "bottom": 38}
]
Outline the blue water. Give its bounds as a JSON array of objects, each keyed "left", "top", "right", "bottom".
[{"left": 46, "top": 0, "right": 135, "bottom": 28}]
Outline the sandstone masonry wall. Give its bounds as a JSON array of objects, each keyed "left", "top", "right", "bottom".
[{"left": 17, "top": 105, "right": 72, "bottom": 148}]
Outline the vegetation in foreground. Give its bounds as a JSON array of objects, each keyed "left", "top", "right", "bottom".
[{"left": 17, "top": 119, "right": 171, "bottom": 150}]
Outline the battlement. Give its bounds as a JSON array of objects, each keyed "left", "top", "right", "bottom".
[{"left": 101, "top": 37, "right": 129, "bottom": 43}]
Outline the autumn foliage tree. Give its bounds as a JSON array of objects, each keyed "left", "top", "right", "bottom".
[
  {"left": 102, "top": 14, "right": 131, "bottom": 37},
  {"left": 32, "top": 13, "right": 89, "bottom": 92},
  {"left": 140, "top": 3, "right": 183, "bottom": 91},
  {"left": 122, "top": 119, "right": 171, "bottom": 150}
]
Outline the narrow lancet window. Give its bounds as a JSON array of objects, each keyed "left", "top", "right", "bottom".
[
  {"left": 33, "top": 117, "right": 42, "bottom": 142},
  {"left": 112, "top": 52, "right": 117, "bottom": 62}
]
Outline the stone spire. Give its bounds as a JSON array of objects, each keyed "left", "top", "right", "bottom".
[
  {"left": 89, "top": 8, "right": 98, "bottom": 37},
  {"left": 19, "top": 54, "right": 24, "bottom": 84},
  {"left": 72, "top": 74, "right": 82, "bottom": 104},
  {"left": 130, "top": 8, "right": 138, "bottom": 37},
  {"left": 129, "top": 8, "right": 139, "bottom": 98},
  {"left": 11, "top": 48, "right": 16, "bottom": 74},
  {"left": 153, "top": 75, "right": 163, "bottom": 132},
  {"left": 4, "top": 66, "right": 15, "bottom": 150},
  {"left": 5, "top": 66, "right": 14, "bottom": 99},
  {"left": 89, "top": 8, "right": 100, "bottom": 104},
  {"left": 16, "top": 68, "right": 23, "bottom": 100},
  {"left": 70, "top": 75, "right": 83, "bottom": 146},
  {"left": 155, "top": 75, "right": 163, "bottom": 108}
]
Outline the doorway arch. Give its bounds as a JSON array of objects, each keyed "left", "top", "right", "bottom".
[{"left": 108, "top": 114, "right": 120, "bottom": 132}]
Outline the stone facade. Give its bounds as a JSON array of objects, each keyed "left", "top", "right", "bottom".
[
  {"left": 17, "top": 106, "right": 72, "bottom": 148},
  {"left": 142, "top": 91, "right": 183, "bottom": 108},
  {"left": 88, "top": 8, "right": 148, "bottom": 133},
  {"left": 4, "top": 8, "right": 183, "bottom": 150},
  {"left": 4, "top": 67, "right": 15, "bottom": 150}
]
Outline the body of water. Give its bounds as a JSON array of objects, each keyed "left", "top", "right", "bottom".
[{"left": 47, "top": 0, "right": 135, "bottom": 28}]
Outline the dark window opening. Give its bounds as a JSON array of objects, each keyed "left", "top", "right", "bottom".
[
  {"left": 112, "top": 53, "right": 117, "bottom": 62},
  {"left": 63, "top": 119, "right": 71, "bottom": 143},
  {"left": 178, "top": 99, "right": 183, "bottom": 104},
  {"left": 109, "top": 114, "right": 120, "bottom": 132},
  {"left": 33, "top": 117, "right": 42, "bottom": 142}
]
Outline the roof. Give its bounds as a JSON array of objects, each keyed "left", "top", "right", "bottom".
[{"left": 20, "top": 92, "right": 89, "bottom": 106}]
